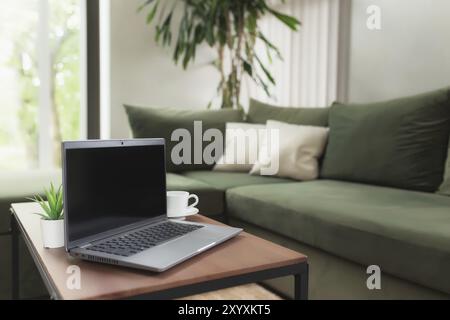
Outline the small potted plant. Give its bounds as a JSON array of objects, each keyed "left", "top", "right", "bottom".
[{"left": 29, "top": 183, "right": 64, "bottom": 248}]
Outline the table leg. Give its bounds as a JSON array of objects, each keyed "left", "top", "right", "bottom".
[
  {"left": 11, "top": 213, "right": 19, "bottom": 300},
  {"left": 294, "top": 264, "right": 308, "bottom": 300}
]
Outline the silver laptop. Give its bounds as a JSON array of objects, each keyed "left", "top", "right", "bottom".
[{"left": 62, "top": 139, "right": 242, "bottom": 272}]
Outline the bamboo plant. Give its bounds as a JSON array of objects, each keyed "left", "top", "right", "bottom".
[{"left": 140, "top": 0, "right": 300, "bottom": 109}]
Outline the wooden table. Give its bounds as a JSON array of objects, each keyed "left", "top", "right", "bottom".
[{"left": 10, "top": 202, "right": 308, "bottom": 300}]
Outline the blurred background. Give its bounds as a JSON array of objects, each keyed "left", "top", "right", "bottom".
[
  {"left": 1, "top": 0, "right": 450, "bottom": 170},
  {"left": 0, "top": 0, "right": 82, "bottom": 170}
]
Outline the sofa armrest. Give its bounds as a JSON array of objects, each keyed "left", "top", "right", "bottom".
[{"left": 0, "top": 169, "right": 61, "bottom": 233}]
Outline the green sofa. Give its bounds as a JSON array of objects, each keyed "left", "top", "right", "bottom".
[
  {"left": 2, "top": 89, "right": 450, "bottom": 299},
  {"left": 2, "top": 170, "right": 449, "bottom": 299}
]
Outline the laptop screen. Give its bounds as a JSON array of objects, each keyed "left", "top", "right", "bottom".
[{"left": 63, "top": 140, "right": 166, "bottom": 248}]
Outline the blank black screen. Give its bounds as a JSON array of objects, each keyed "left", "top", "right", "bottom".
[{"left": 65, "top": 144, "right": 166, "bottom": 244}]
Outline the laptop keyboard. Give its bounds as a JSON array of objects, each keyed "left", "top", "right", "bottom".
[{"left": 86, "top": 221, "right": 203, "bottom": 257}]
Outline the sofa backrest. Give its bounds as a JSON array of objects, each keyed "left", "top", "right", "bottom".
[
  {"left": 320, "top": 87, "right": 450, "bottom": 192},
  {"left": 247, "top": 99, "right": 330, "bottom": 127},
  {"left": 125, "top": 105, "right": 244, "bottom": 172}
]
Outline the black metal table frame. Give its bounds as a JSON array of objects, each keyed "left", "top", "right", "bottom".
[{"left": 10, "top": 210, "right": 309, "bottom": 300}]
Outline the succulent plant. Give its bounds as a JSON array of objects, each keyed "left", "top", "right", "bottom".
[{"left": 28, "top": 183, "right": 64, "bottom": 220}]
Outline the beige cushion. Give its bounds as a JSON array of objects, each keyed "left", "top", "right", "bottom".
[
  {"left": 250, "top": 120, "right": 329, "bottom": 180},
  {"left": 214, "top": 122, "right": 266, "bottom": 172}
]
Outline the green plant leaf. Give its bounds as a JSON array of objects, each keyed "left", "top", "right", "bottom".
[
  {"left": 27, "top": 196, "right": 49, "bottom": 219},
  {"left": 258, "top": 32, "right": 283, "bottom": 60},
  {"left": 194, "top": 24, "right": 205, "bottom": 44},
  {"left": 182, "top": 43, "right": 194, "bottom": 69},
  {"left": 55, "top": 186, "right": 63, "bottom": 219},
  {"left": 254, "top": 73, "right": 272, "bottom": 98},
  {"left": 46, "top": 187, "right": 56, "bottom": 211},
  {"left": 137, "top": 0, "right": 155, "bottom": 13},
  {"left": 246, "top": 10, "right": 257, "bottom": 34},
  {"left": 146, "top": 1, "right": 159, "bottom": 24},
  {"left": 33, "top": 212, "right": 51, "bottom": 220},
  {"left": 269, "top": 9, "right": 301, "bottom": 31},
  {"left": 155, "top": 26, "right": 162, "bottom": 42},
  {"left": 173, "top": 42, "right": 182, "bottom": 63},
  {"left": 28, "top": 183, "right": 64, "bottom": 220},
  {"left": 36, "top": 195, "right": 51, "bottom": 216},
  {"left": 242, "top": 59, "right": 253, "bottom": 77},
  {"left": 265, "top": 45, "right": 273, "bottom": 64},
  {"left": 255, "top": 55, "right": 275, "bottom": 85},
  {"left": 205, "top": 0, "right": 217, "bottom": 46},
  {"left": 205, "top": 23, "right": 215, "bottom": 46},
  {"left": 155, "top": 11, "right": 172, "bottom": 44}
]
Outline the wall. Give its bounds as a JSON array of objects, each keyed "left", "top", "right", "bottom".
[
  {"left": 103, "top": 0, "right": 450, "bottom": 136},
  {"left": 102, "top": 0, "right": 349, "bottom": 138},
  {"left": 103, "top": 0, "right": 219, "bottom": 138},
  {"left": 252, "top": 0, "right": 351, "bottom": 107},
  {"left": 348, "top": 0, "right": 450, "bottom": 103}
]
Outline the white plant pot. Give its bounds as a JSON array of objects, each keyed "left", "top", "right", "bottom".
[{"left": 41, "top": 219, "right": 64, "bottom": 248}]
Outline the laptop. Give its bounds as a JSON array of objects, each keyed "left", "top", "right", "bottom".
[{"left": 62, "top": 139, "right": 242, "bottom": 272}]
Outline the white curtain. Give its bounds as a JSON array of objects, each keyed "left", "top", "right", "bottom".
[{"left": 246, "top": 0, "right": 350, "bottom": 108}]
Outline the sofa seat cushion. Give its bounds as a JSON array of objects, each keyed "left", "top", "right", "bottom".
[
  {"left": 166, "top": 173, "right": 224, "bottom": 216},
  {"left": 182, "top": 171, "right": 294, "bottom": 190},
  {"left": 227, "top": 180, "right": 450, "bottom": 294}
]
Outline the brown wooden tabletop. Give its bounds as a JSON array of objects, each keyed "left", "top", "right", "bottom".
[{"left": 10, "top": 202, "right": 307, "bottom": 300}]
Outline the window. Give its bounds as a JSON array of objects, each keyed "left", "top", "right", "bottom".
[{"left": 0, "top": 0, "right": 85, "bottom": 170}]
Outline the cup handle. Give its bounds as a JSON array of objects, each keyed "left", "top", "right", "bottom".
[{"left": 188, "top": 194, "right": 199, "bottom": 208}]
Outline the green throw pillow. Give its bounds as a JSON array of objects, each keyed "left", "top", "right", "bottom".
[
  {"left": 125, "top": 105, "right": 244, "bottom": 172},
  {"left": 247, "top": 99, "right": 330, "bottom": 127},
  {"left": 321, "top": 87, "right": 450, "bottom": 192}
]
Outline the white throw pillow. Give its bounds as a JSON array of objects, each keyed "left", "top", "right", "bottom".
[
  {"left": 214, "top": 122, "right": 266, "bottom": 172},
  {"left": 250, "top": 120, "right": 329, "bottom": 180}
]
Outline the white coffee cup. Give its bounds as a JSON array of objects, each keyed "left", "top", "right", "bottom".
[{"left": 166, "top": 191, "right": 199, "bottom": 218}]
